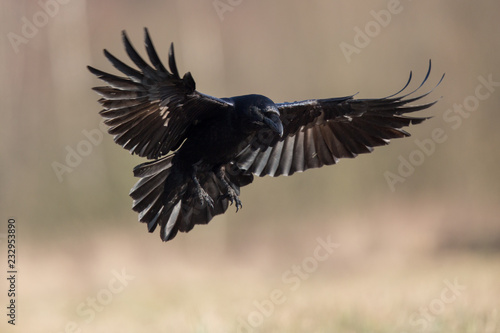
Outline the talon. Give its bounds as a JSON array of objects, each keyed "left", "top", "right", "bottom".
[
  {"left": 198, "top": 188, "right": 214, "bottom": 208},
  {"left": 215, "top": 166, "right": 243, "bottom": 212},
  {"left": 191, "top": 172, "right": 214, "bottom": 209},
  {"left": 220, "top": 187, "right": 242, "bottom": 212},
  {"left": 235, "top": 197, "right": 242, "bottom": 212}
]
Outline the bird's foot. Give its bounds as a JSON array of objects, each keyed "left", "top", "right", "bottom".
[
  {"left": 196, "top": 186, "right": 214, "bottom": 208},
  {"left": 215, "top": 166, "right": 242, "bottom": 212},
  {"left": 221, "top": 187, "right": 242, "bottom": 212},
  {"left": 191, "top": 173, "right": 214, "bottom": 209}
]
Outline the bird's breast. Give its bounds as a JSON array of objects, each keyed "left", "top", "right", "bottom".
[{"left": 176, "top": 120, "right": 251, "bottom": 167}]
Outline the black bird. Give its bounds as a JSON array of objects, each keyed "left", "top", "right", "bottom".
[{"left": 88, "top": 29, "right": 443, "bottom": 242}]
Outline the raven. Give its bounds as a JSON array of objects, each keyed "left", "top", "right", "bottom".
[{"left": 88, "top": 29, "right": 443, "bottom": 242}]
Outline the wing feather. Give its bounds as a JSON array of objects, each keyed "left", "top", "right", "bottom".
[
  {"left": 291, "top": 129, "right": 305, "bottom": 174},
  {"left": 277, "top": 135, "right": 296, "bottom": 176},
  {"left": 263, "top": 140, "right": 285, "bottom": 176},
  {"left": 235, "top": 62, "right": 443, "bottom": 177},
  {"left": 311, "top": 126, "right": 331, "bottom": 167},
  {"left": 88, "top": 28, "right": 233, "bottom": 159}
]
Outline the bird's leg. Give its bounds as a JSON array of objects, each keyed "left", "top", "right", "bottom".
[
  {"left": 191, "top": 170, "right": 214, "bottom": 209},
  {"left": 215, "top": 167, "right": 242, "bottom": 212}
]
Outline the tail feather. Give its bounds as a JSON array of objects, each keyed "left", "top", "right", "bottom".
[
  {"left": 132, "top": 153, "right": 174, "bottom": 177},
  {"left": 157, "top": 172, "right": 231, "bottom": 241},
  {"left": 130, "top": 156, "right": 174, "bottom": 233},
  {"left": 133, "top": 184, "right": 164, "bottom": 215},
  {"left": 130, "top": 159, "right": 253, "bottom": 242},
  {"left": 130, "top": 156, "right": 173, "bottom": 208},
  {"left": 177, "top": 172, "right": 230, "bottom": 231}
]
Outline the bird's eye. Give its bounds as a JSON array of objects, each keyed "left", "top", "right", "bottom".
[{"left": 249, "top": 106, "right": 264, "bottom": 121}]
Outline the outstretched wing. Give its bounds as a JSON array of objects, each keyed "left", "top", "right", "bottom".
[
  {"left": 235, "top": 61, "right": 444, "bottom": 177},
  {"left": 88, "top": 28, "right": 232, "bottom": 159}
]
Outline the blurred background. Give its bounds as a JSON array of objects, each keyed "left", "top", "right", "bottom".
[{"left": 1, "top": 0, "right": 499, "bottom": 332}]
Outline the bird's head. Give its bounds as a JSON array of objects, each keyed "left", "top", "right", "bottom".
[{"left": 239, "top": 95, "right": 284, "bottom": 137}]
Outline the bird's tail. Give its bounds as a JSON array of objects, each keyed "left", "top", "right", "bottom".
[{"left": 130, "top": 157, "right": 252, "bottom": 242}]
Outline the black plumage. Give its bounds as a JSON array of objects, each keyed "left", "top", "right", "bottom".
[{"left": 88, "top": 29, "right": 443, "bottom": 242}]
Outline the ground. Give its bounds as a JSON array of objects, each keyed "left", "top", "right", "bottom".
[{"left": 6, "top": 199, "right": 499, "bottom": 333}]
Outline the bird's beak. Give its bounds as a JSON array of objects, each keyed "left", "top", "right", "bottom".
[{"left": 264, "top": 114, "right": 284, "bottom": 137}]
